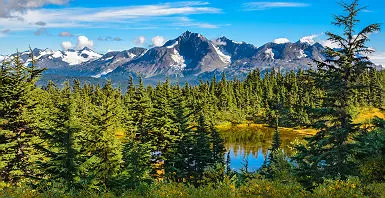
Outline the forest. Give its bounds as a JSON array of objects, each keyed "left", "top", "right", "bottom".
[{"left": 1, "top": 1, "right": 385, "bottom": 197}]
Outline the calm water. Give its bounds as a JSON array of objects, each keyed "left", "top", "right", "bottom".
[{"left": 219, "top": 125, "right": 310, "bottom": 172}]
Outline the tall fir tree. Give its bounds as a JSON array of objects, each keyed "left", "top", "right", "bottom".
[
  {"left": 0, "top": 52, "right": 45, "bottom": 184},
  {"left": 294, "top": 0, "right": 381, "bottom": 187}
]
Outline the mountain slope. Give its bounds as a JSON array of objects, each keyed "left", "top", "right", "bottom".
[{"left": 2, "top": 31, "right": 331, "bottom": 84}]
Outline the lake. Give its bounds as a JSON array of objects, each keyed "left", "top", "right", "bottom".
[{"left": 218, "top": 124, "right": 314, "bottom": 172}]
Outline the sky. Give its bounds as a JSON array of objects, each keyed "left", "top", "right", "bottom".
[{"left": 0, "top": 0, "right": 384, "bottom": 65}]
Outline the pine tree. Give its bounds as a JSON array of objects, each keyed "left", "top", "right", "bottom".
[
  {"left": 164, "top": 94, "right": 194, "bottom": 182},
  {"left": 225, "top": 151, "right": 231, "bottom": 175},
  {"left": 294, "top": 0, "right": 381, "bottom": 186},
  {"left": 38, "top": 82, "right": 82, "bottom": 188},
  {"left": 79, "top": 81, "right": 123, "bottom": 190},
  {"left": 192, "top": 115, "right": 213, "bottom": 185},
  {"left": 0, "top": 52, "right": 45, "bottom": 184},
  {"left": 210, "top": 125, "right": 225, "bottom": 165},
  {"left": 150, "top": 80, "right": 178, "bottom": 162}
]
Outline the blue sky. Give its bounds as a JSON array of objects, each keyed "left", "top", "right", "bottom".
[{"left": 0, "top": 0, "right": 384, "bottom": 64}]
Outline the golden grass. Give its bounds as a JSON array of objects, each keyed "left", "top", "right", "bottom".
[
  {"left": 353, "top": 107, "right": 385, "bottom": 124},
  {"left": 216, "top": 122, "right": 317, "bottom": 136}
]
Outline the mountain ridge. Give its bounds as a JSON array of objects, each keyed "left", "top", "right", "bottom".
[{"left": 1, "top": 31, "right": 351, "bottom": 85}]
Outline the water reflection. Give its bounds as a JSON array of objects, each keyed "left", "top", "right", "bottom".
[{"left": 218, "top": 124, "right": 310, "bottom": 171}]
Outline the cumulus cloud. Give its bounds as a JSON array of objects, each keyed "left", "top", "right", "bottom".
[
  {"left": 61, "top": 41, "right": 72, "bottom": 50},
  {"left": 59, "top": 31, "right": 73, "bottom": 37},
  {"left": 300, "top": 34, "right": 318, "bottom": 45},
  {"left": 243, "top": 2, "right": 310, "bottom": 11},
  {"left": 273, "top": 38, "right": 290, "bottom": 44},
  {"left": 0, "top": 0, "right": 69, "bottom": 18},
  {"left": 76, "top": 35, "right": 94, "bottom": 49},
  {"left": 35, "top": 21, "right": 46, "bottom": 26},
  {"left": 134, "top": 36, "right": 146, "bottom": 45},
  {"left": 34, "top": 27, "right": 48, "bottom": 36},
  {"left": 152, "top": 36, "right": 165, "bottom": 47}
]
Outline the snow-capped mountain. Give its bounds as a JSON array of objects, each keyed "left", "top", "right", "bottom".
[
  {"left": 70, "top": 47, "right": 147, "bottom": 78},
  {"left": 2, "top": 31, "right": 331, "bottom": 84},
  {"left": 109, "top": 31, "right": 232, "bottom": 79},
  {"left": 9, "top": 47, "right": 102, "bottom": 70}
]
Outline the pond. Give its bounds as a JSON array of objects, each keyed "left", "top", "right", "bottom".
[{"left": 218, "top": 124, "right": 314, "bottom": 172}]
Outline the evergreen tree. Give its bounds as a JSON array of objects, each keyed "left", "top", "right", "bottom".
[
  {"left": 0, "top": 53, "right": 45, "bottom": 184},
  {"left": 37, "top": 82, "right": 82, "bottom": 188},
  {"left": 79, "top": 81, "right": 123, "bottom": 190},
  {"left": 294, "top": 0, "right": 381, "bottom": 187},
  {"left": 225, "top": 151, "right": 231, "bottom": 175},
  {"left": 210, "top": 125, "right": 225, "bottom": 165},
  {"left": 192, "top": 115, "right": 213, "bottom": 185}
]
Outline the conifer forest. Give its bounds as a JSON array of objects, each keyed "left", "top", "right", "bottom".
[{"left": 1, "top": 0, "right": 385, "bottom": 197}]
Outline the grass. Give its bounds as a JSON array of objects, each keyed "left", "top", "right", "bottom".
[
  {"left": 216, "top": 122, "right": 317, "bottom": 137},
  {"left": 353, "top": 107, "right": 385, "bottom": 124}
]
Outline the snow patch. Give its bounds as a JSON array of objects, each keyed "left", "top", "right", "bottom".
[
  {"left": 81, "top": 49, "right": 102, "bottom": 59},
  {"left": 212, "top": 44, "right": 231, "bottom": 64},
  {"left": 92, "top": 68, "right": 115, "bottom": 78},
  {"left": 52, "top": 51, "right": 63, "bottom": 58},
  {"left": 104, "top": 56, "right": 114, "bottom": 61},
  {"left": 166, "top": 41, "right": 179, "bottom": 49},
  {"left": 62, "top": 51, "right": 86, "bottom": 65},
  {"left": 298, "top": 49, "right": 307, "bottom": 59},
  {"left": 233, "top": 41, "right": 244, "bottom": 44},
  {"left": 127, "top": 52, "right": 136, "bottom": 59},
  {"left": 265, "top": 48, "right": 275, "bottom": 60},
  {"left": 62, "top": 50, "right": 101, "bottom": 65},
  {"left": 170, "top": 49, "right": 186, "bottom": 70}
]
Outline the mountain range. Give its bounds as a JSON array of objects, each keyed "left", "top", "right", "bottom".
[{"left": 1, "top": 31, "right": 355, "bottom": 85}]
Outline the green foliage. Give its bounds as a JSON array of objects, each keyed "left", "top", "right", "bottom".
[
  {"left": 355, "top": 118, "right": 385, "bottom": 183},
  {"left": 294, "top": 0, "right": 381, "bottom": 187},
  {"left": 0, "top": 52, "right": 45, "bottom": 184},
  {"left": 1, "top": 1, "right": 384, "bottom": 194}
]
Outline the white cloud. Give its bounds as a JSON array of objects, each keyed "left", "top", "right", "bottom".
[
  {"left": 152, "top": 36, "right": 165, "bottom": 47},
  {"left": 273, "top": 38, "right": 290, "bottom": 44},
  {"left": 300, "top": 34, "right": 318, "bottom": 45},
  {"left": 61, "top": 41, "right": 72, "bottom": 50},
  {"left": 135, "top": 36, "right": 146, "bottom": 45},
  {"left": 243, "top": 2, "right": 310, "bottom": 11},
  {"left": 0, "top": 3, "right": 221, "bottom": 31},
  {"left": 0, "top": 0, "right": 69, "bottom": 18},
  {"left": 369, "top": 52, "right": 385, "bottom": 67},
  {"left": 76, "top": 35, "right": 94, "bottom": 49}
]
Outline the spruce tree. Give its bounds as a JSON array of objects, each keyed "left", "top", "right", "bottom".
[
  {"left": 210, "top": 125, "right": 225, "bottom": 165},
  {"left": 0, "top": 53, "right": 45, "bottom": 184},
  {"left": 79, "top": 81, "right": 123, "bottom": 190},
  {"left": 294, "top": 0, "right": 381, "bottom": 186},
  {"left": 38, "top": 82, "right": 82, "bottom": 188}
]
